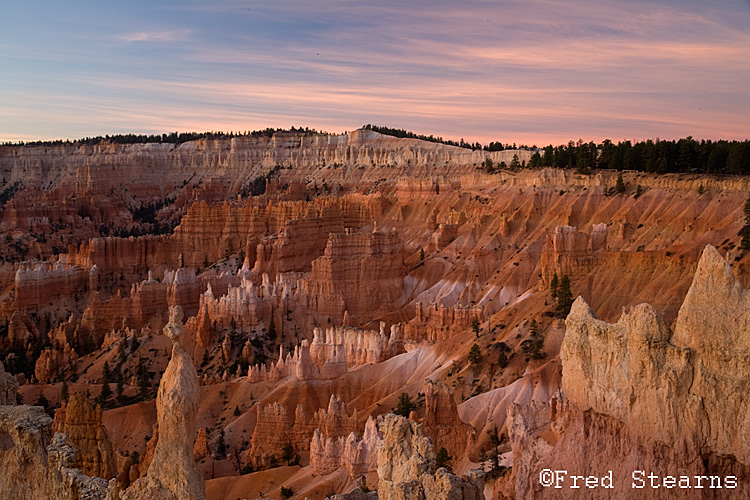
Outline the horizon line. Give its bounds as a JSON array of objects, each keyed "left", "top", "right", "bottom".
[{"left": 3, "top": 126, "right": 749, "bottom": 150}]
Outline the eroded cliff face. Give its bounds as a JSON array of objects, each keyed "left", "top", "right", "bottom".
[
  {"left": 0, "top": 405, "right": 54, "bottom": 500},
  {"left": 423, "top": 380, "right": 473, "bottom": 463},
  {"left": 250, "top": 394, "right": 358, "bottom": 468},
  {"left": 53, "top": 392, "right": 115, "bottom": 480},
  {"left": 0, "top": 405, "right": 109, "bottom": 500},
  {"left": 299, "top": 229, "right": 406, "bottom": 326},
  {"left": 504, "top": 245, "right": 750, "bottom": 499},
  {"left": 311, "top": 415, "right": 382, "bottom": 479},
  {"left": 0, "top": 131, "right": 530, "bottom": 201}
]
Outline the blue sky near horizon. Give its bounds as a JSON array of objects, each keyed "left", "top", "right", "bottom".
[{"left": 1, "top": 1, "right": 749, "bottom": 145}]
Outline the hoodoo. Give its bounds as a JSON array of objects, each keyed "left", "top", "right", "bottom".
[{"left": 122, "top": 306, "right": 207, "bottom": 500}]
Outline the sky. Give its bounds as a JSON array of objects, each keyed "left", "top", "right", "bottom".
[{"left": 1, "top": 0, "right": 749, "bottom": 146}]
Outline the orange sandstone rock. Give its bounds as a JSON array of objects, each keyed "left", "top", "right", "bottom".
[
  {"left": 53, "top": 393, "right": 115, "bottom": 479},
  {"left": 505, "top": 245, "right": 750, "bottom": 499}
]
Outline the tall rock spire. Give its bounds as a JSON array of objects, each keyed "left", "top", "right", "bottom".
[{"left": 122, "top": 306, "right": 206, "bottom": 500}]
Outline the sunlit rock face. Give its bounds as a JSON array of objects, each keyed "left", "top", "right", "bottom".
[
  {"left": 503, "top": 245, "right": 750, "bottom": 499},
  {"left": 298, "top": 229, "right": 407, "bottom": 326},
  {"left": 0, "top": 405, "right": 109, "bottom": 500}
]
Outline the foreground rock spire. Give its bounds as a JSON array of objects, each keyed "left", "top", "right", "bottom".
[
  {"left": 122, "top": 306, "right": 206, "bottom": 500},
  {"left": 377, "top": 414, "right": 485, "bottom": 500}
]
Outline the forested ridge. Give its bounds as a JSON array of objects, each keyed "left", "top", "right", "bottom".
[
  {"left": 5, "top": 126, "right": 749, "bottom": 175},
  {"left": 525, "top": 138, "right": 750, "bottom": 175}
]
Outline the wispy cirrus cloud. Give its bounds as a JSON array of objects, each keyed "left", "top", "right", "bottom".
[
  {"left": 1, "top": 0, "right": 749, "bottom": 144},
  {"left": 117, "top": 29, "right": 191, "bottom": 43}
]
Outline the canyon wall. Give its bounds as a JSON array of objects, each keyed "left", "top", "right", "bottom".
[
  {"left": 14, "top": 261, "right": 88, "bottom": 312},
  {"left": 0, "top": 131, "right": 532, "bottom": 198},
  {"left": 247, "top": 323, "right": 404, "bottom": 384},
  {"left": 299, "top": 229, "right": 406, "bottom": 325},
  {"left": 423, "top": 380, "right": 473, "bottom": 463},
  {"left": 310, "top": 415, "right": 382, "bottom": 478},
  {"left": 3, "top": 131, "right": 750, "bottom": 499}
]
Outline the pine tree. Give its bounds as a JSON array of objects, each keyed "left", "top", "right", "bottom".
[
  {"left": 61, "top": 380, "right": 69, "bottom": 402},
  {"left": 471, "top": 316, "right": 480, "bottom": 336},
  {"left": 217, "top": 428, "right": 227, "bottom": 457},
  {"left": 529, "top": 319, "right": 544, "bottom": 360},
  {"left": 498, "top": 351, "right": 508, "bottom": 369},
  {"left": 557, "top": 275, "right": 573, "bottom": 316},
  {"left": 743, "top": 227, "right": 750, "bottom": 251},
  {"left": 137, "top": 357, "right": 150, "bottom": 400},
  {"left": 468, "top": 343, "right": 481, "bottom": 364},
  {"left": 743, "top": 193, "right": 750, "bottom": 250},
  {"left": 395, "top": 393, "right": 413, "bottom": 417},
  {"left": 358, "top": 476, "right": 370, "bottom": 493},
  {"left": 488, "top": 427, "right": 500, "bottom": 473},
  {"left": 281, "top": 442, "right": 294, "bottom": 465},
  {"left": 268, "top": 311, "right": 276, "bottom": 341},
  {"left": 616, "top": 174, "right": 626, "bottom": 193},
  {"left": 103, "top": 361, "right": 110, "bottom": 383},
  {"left": 435, "top": 447, "right": 453, "bottom": 472},
  {"left": 280, "top": 487, "right": 294, "bottom": 499},
  {"left": 83, "top": 334, "right": 95, "bottom": 355},
  {"left": 550, "top": 273, "right": 558, "bottom": 298},
  {"left": 420, "top": 248, "right": 425, "bottom": 261},
  {"left": 99, "top": 381, "right": 111, "bottom": 404},
  {"left": 484, "top": 157, "right": 494, "bottom": 173},
  {"left": 35, "top": 393, "right": 49, "bottom": 409},
  {"left": 510, "top": 154, "right": 520, "bottom": 169},
  {"left": 115, "top": 365, "right": 124, "bottom": 401}
]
